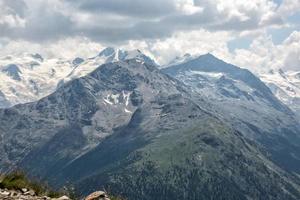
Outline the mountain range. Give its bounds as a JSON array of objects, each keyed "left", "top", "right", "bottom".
[
  {"left": 0, "top": 48, "right": 156, "bottom": 108},
  {"left": 0, "top": 48, "right": 300, "bottom": 199}
]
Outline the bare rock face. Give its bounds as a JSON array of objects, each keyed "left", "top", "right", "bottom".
[{"left": 84, "top": 191, "right": 110, "bottom": 200}]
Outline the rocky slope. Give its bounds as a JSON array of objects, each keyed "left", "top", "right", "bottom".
[
  {"left": 162, "top": 53, "right": 300, "bottom": 174},
  {"left": 0, "top": 59, "right": 300, "bottom": 199}
]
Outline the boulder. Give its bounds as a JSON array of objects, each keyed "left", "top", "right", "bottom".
[
  {"left": 42, "top": 195, "right": 51, "bottom": 200},
  {"left": 84, "top": 191, "right": 110, "bottom": 200},
  {"left": 22, "top": 188, "right": 28, "bottom": 193},
  {"left": 56, "top": 195, "right": 70, "bottom": 200},
  {"left": 9, "top": 191, "right": 18, "bottom": 197},
  {"left": 0, "top": 191, "right": 10, "bottom": 196},
  {"left": 24, "top": 189, "right": 35, "bottom": 196}
]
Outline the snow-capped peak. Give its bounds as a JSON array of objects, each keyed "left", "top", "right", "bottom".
[
  {"left": 259, "top": 69, "right": 300, "bottom": 115},
  {"left": 97, "top": 47, "right": 156, "bottom": 64},
  {"left": 0, "top": 53, "right": 76, "bottom": 107},
  {"left": 65, "top": 48, "right": 157, "bottom": 81}
]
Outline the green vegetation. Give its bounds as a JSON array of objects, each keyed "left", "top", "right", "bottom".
[
  {"left": 110, "top": 196, "right": 126, "bottom": 200},
  {"left": 0, "top": 171, "right": 64, "bottom": 198},
  {"left": 100, "top": 120, "right": 300, "bottom": 200}
]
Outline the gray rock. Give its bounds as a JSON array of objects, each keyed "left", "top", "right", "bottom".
[
  {"left": 0, "top": 191, "right": 10, "bottom": 196},
  {"left": 24, "top": 190, "right": 35, "bottom": 196},
  {"left": 84, "top": 191, "right": 107, "bottom": 200},
  {"left": 55, "top": 195, "right": 70, "bottom": 200},
  {"left": 21, "top": 188, "right": 28, "bottom": 193}
]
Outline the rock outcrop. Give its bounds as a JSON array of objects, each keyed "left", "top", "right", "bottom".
[{"left": 84, "top": 191, "right": 110, "bottom": 200}]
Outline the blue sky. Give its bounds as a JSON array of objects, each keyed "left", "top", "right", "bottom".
[{"left": 0, "top": 0, "right": 299, "bottom": 72}]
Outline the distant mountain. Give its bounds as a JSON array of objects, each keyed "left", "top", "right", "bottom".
[
  {"left": 0, "top": 48, "right": 156, "bottom": 108},
  {"left": 1, "top": 59, "right": 300, "bottom": 199},
  {"left": 163, "top": 53, "right": 300, "bottom": 174},
  {"left": 0, "top": 53, "right": 76, "bottom": 108},
  {"left": 260, "top": 69, "right": 300, "bottom": 119}
]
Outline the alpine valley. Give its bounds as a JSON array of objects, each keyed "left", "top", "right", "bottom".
[{"left": 0, "top": 48, "right": 300, "bottom": 200}]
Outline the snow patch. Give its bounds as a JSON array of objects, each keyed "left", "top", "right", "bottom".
[
  {"left": 124, "top": 108, "right": 132, "bottom": 113},
  {"left": 103, "top": 99, "right": 113, "bottom": 105},
  {"left": 122, "top": 91, "right": 131, "bottom": 106},
  {"left": 188, "top": 70, "right": 224, "bottom": 79}
]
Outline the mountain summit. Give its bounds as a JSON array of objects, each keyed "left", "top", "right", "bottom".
[{"left": 97, "top": 47, "right": 157, "bottom": 66}]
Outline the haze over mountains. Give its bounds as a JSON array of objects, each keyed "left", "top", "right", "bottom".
[{"left": 0, "top": 48, "right": 300, "bottom": 199}]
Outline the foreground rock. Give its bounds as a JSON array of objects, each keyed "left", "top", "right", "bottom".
[
  {"left": 0, "top": 188, "right": 70, "bottom": 200},
  {"left": 0, "top": 188, "right": 114, "bottom": 200},
  {"left": 84, "top": 191, "right": 110, "bottom": 200}
]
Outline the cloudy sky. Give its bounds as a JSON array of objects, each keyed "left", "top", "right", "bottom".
[{"left": 0, "top": 0, "right": 299, "bottom": 72}]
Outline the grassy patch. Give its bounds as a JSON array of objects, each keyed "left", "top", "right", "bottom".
[
  {"left": 0, "top": 171, "right": 123, "bottom": 200},
  {"left": 0, "top": 171, "right": 64, "bottom": 198},
  {"left": 110, "top": 196, "right": 126, "bottom": 200}
]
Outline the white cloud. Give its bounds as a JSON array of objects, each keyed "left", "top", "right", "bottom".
[
  {"left": 0, "top": 0, "right": 299, "bottom": 74},
  {"left": 122, "top": 29, "right": 232, "bottom": 64},
  {"left": 175, "top": 0, "right": 203, "bottom": 15},
  {"left": 0, "top": 0, "right": 288, "bottom": 42},
  {"left": 229, "top": 31, "right": 300, "bottom": 72},
  {"left": 0, "top": 37, "right": 103, "bottom": 59},
  {"left": 0, "top": 14, "right": 26, "bottom": 28},
  {"left": 278, "top": 0, "right": 300, "bottom": 16},
  {"left": 282, "top": 31, "right": 300, "bottom": 71},
  {"left": 201, "top": 0, "right": 283, "bottom": 29},
  {"left": 0, "top": 0, "right": 26, "bottom": 28}
]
